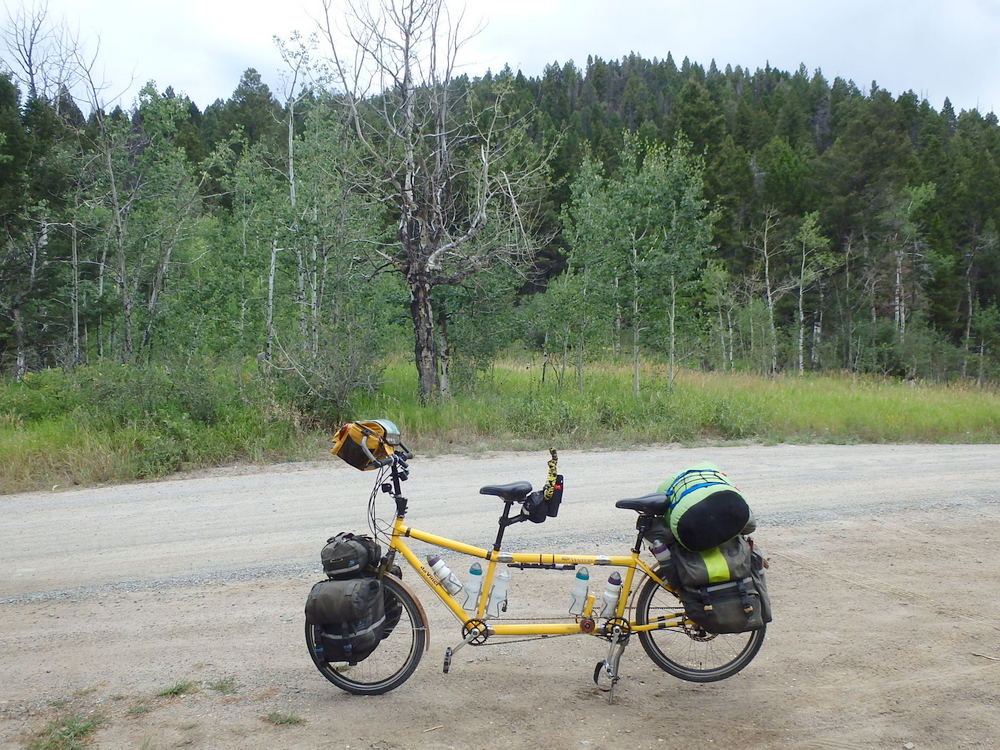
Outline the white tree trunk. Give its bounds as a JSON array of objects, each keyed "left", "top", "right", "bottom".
[
  {"left": 894, "top": 245, "right": 906, "bottom": 339},
  {"left": 797, "top": 255, "right": 806, "bottom": 375},
  {"left": 668, "top": 274, "right": 677, "bottom": 391},
  {"left": 265, "top": 241, "right": 278, "bottom": 362},
  {"left": 71, "top": 222, "right": 80, "bottom": 366}
]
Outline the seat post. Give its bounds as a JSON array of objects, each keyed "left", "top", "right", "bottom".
[
  {"left": 493, "top": 500, "right": 518, "bottom": 551},
  {"left": 632, "top": 515, "right": 652, "bottom": 554}
]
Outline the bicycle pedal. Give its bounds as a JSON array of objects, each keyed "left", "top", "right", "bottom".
[{"left": 443, "top": 647, "right": 453, "bottom": 674}]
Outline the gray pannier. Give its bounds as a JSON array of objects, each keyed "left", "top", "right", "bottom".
[{"left": 305, "top": 577, "right": 386, "bottom": 664}]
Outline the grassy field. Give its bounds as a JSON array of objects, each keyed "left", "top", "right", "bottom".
[
  {"left": 2, "top": 359, "right": 999, "bottom": 494},
  {"left": 358, "top": 360, "right": 1000, "bottom": 450}
]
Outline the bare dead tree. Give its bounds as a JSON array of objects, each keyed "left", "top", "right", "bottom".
[
  {"left": 0, "top": 5, "right": 86, "bottom": 376},
  {"left": 316, "top": 0, "right": 550, "bottom": 402},
  {"left": 274, "top": 32, "right": 316, "bottom": 346},
  {"left": 2, "top": 0, "right": 84, "bottom": 111},
  {"left": 3, "top": 0, "right": 52, "bottom": 99}
]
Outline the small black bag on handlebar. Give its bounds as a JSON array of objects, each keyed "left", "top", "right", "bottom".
[{"left": 546, "top": 474, "right": 564, "bottom": 518}]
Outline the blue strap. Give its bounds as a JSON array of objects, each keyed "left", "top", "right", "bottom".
[
  {"left": 676, "top": 481, "right": 727, "bottom": 502},
  {"left": 664, "top": 469, "right": 728, "bottom": 509},
  {"left": 663, "top": 469, "right": 704, "bottom": 498}
]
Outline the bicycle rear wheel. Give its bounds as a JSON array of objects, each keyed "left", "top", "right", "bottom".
[
  {"left": 306, "top": 575, "right": 427, "bottom": 695},
  {"left": 635, "top": 573, "right": 765, "bottom": 683}
]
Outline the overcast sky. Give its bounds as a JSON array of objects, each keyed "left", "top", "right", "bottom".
[{"left": 6, "top": 0, "right": 999, "bottom": 115}]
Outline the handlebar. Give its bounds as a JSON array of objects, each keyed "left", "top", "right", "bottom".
[{"left": 357, "top": 426, "right": 411, "bottom": 468}]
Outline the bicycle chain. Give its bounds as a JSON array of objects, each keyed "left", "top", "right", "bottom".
[{"left": 461, "top": 616, "right": 631, "bottom": 646}]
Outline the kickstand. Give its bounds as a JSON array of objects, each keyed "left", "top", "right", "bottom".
[{"left": 592, "top": 631, "right": 627, "bottom": 704}]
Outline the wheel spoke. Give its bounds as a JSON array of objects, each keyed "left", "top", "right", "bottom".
[
  {"left": 636, "top": 572, "right": 765, "bottom": 683},
  {"left": 306, "top": 576, "right": 426, "bottom": 695}
]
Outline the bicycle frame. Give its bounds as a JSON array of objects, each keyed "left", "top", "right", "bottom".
[
  {"left": 310, "top": 434, "right": 767, "bottom": 700},
  {"left": 386, "top": 514, "right": 678, "bottom": 637}
]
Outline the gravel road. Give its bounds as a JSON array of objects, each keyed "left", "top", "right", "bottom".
[{"left": 2, "top": 443, "right": 999, "bottom": 749}]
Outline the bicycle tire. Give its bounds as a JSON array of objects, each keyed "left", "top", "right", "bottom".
[
  {"left": 635, "top": 571, "right": 765, "bottom": 683},
  {"left": 306, "top": 575, "right": 427, "bottom": 695}
]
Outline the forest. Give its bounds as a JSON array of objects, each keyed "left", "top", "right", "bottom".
[{"left": 3, "top": 0, "right": 1000, "bottom": 418}]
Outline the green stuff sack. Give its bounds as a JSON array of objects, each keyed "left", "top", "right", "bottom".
[{"left": 657, "top": 462, "right": 751, "bottom": 552}]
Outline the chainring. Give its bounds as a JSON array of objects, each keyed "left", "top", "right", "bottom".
[{"left": 461, "top": 619, "right": 489, "bottom": 645}]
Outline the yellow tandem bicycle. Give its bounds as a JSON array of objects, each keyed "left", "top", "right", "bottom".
[{"left": 306, "top": 426, "right": 766, "bottom": 700}]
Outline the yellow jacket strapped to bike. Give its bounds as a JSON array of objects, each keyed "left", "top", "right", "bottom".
[{"left": 331, "top": 420, "right": 400, "bottom": 471}]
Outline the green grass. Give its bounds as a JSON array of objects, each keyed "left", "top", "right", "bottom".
[
  {"left": 155, "top": 680, "right": 198, "bottom": 698},
  {"left": 126, "top": 703, "right": 153, "bottom": 717},
  {"left": 0, "top": 362, "right": 312, "bottom": 494},
  {"left": 3, "top": 358, "right": 999, "bottom": 494},
  {"left": 353, "top": 360, "right": 1000, "bottom": 451},
  {"left": 29, "top": 713, "right": 102, "bottom": 750},
  {"left": 207, "top": 677, "right": 238, "bottom": 695}
]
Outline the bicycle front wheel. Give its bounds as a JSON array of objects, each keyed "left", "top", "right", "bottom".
[
  {"left": 306, "top": 575, "right": 427, "bottom": 695},
  {"left": 635, "top": 573, "right": 765, "bottom": 683}
]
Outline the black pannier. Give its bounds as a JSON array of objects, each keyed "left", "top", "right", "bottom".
[
  {"left": 305, "top": 577, "right": 386, "bottom": 664},
  {"left": 321, "top": 532, "right": 381, "bottom": 579},
  {"left": 665, "top": 536, "right": 772, "bottom": 634},
  {"left": 677, "top": 577, "right": 766, "bottom": 634}
]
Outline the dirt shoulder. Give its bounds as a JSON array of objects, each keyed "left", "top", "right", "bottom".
[{"left": 2, "top": 444, "right": 999, "bottom": 749}]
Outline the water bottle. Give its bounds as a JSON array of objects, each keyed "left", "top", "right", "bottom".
[
  {"left": 487, "top": 567, "right": 510, "bottom": 617},
  {"left": 598, "top": 571, "right": 623, "bottom": 618},
  {"left": 568, "top": 566, "right": 590, "bottom": 615},
  {"left": 463, "top": 562, "right": 483, "bottom": 609},
  {"left": 649, "top": 540, "right": 672, "bottom": 566},
  {"left": 427, "top": 555, "right": 463, "bottom": 595}
]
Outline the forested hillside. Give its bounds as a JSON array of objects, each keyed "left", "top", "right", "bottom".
[{"left": 3, "top": 5, "right": 1000, "bottom": 411}]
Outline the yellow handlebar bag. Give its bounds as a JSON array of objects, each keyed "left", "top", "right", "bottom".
[{"left": 331, "top": 420, "right": 400, "bottom": 470}]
